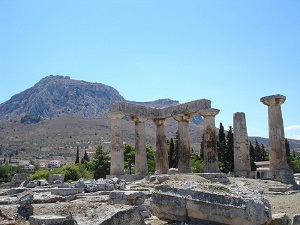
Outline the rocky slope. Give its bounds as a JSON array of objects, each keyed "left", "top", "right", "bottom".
[{"left": 0, "top": 75, "right": 125, "bottom": 119}]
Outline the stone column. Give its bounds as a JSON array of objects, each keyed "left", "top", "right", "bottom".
[
  {"left": 153, "top": 118, "right": 168, "bottom": 174},
  {"left": 173, "top": 114, "right": 193, "bottom": 173},
  {"left": 200, "top": 108, "right": 220, "bottom": 173},
  {"left": 131, "top": 116, "right": 148, "bottom": 175},
  {"left": 233, "top": 112, "right": 251, "bottom": 176},
  {"left": 260, "top": 94, "right": 288, "bottom": 170},
  {"left": 107, "top": 112, "right": 125, "bottom": 175}
]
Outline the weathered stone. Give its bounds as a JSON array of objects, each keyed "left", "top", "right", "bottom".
[
  {"left": 107, "top": 112, "right": 125, "bottom": 175},
  {"left": 173, "top": 114, "right": 193, "bottom": 173},
  {"left": 100, "top": 206, "right": 146, "bottom": 225},
  {"left": 131, "top": 116, "right": 148, "bottom": 175},
  {"left": 233, "top": 112, "right": 251, "bottom": 176},
  {"left": 269, "top": 213, "right": 290, "bottom": 225},
  {"left": 50, "top": 188, "right": 79, "bottom": 196},
  {"left": 29, "top": 215, "right": 68, "bottom": 225},
  {"left": 153, "top": 118, "right": 168, "bottom": 174},
  {"left": 17, "top": 192, "right": 34, "bottom": 219},
  {"left": 293, "top": 214, "right": 300, "bottom": 225},
  {"left": 27, "top": 180, "right": 39, "bottom": 188},
  {"left": 200, "top": 108, "right": 220, "bottom": 173},
  {"left": 149, "top": 180, "right": 271, "bottom": 225},
  {"left": 48, "top": 174, "right": 65, "bottom": 184},
  {"left": 38, "top": 179, "right": 49, "bottom": 186},
  {"left": 11, "top": 173, "right": 30, "bottom": 187},
  {"left": 109, "top": 191, "right": 145, "bottom": 205},
  {"left": 0, "top": 187, "right": 26, "bottom": 196},
  {"left": 33, "top": 192, "right": 66, "bottom": 204},
  {"left": 85, "top": 180, "right": 106, "bottom": 192}
]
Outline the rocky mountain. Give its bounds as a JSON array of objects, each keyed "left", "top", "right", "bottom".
[
  {"left": 0, "top": 75, "right": 125, "bottom": 119},
  {"left": 0, "top": 75, "right": 185, "bottom": 120}
]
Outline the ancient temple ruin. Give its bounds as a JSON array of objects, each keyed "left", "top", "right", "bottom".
[
  {"left": 107, "top": 95, "right": 296, "bottom": 186},
  {"left": 108, "top": 99, "right": 220, "bottom": 176}
]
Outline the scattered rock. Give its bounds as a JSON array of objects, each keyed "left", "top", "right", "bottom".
[
  {"left": 293, "top": 214, "right": 300, "bottom": 225},
  {"left": 269, "top": 213, "right": 290, "bottom": 225}
]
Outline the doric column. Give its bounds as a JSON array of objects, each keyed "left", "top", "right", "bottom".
[
  {"left": 173, "top": 114, "right": 193, "bottom": 173},
  {"left": 233, "top": 112, "right": 251, "bottom": 176},
  {"left": 130, "top": 116, "right": 148, "bottom": 175},
  {"left": 153, "top": 118, "right": 168, "bottom": 174},
  {"left": 200, "top": 108, "right": 220, "bottom": 173},
  {"left": 107, "top": 112, "right": 125, "bottom": 175},
  {"left": 260, "top": 94, "right": 288, "bottom": 170}
]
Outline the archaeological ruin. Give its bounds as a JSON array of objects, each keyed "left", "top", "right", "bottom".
[{"left": 108, "top": 95, "right": 296, "bottom": 186}]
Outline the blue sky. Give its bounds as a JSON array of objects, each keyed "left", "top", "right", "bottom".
[{"left": 1, "top": 1, "right": 300, "bottom": 140}]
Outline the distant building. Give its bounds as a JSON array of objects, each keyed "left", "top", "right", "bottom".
[{"left": 49, "top": 160, "right": 61, "bottom": 168}]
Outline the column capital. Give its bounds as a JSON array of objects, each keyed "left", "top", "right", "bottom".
[
  {"left": 130, "top": 115, "right": 148, "bottom": 123},
  {"left": 107, "top": 112, "right": 125, "bottom": 120},
  {"left": 173, "top": 113, "right": 193, "bottom": 122},
  {"left": 260, "top": 94, "right": 286, "bottom": 106},
  {"left": 152, "top": 118, "right": 167, "bottom": 126},
  {"left": 199, "top": 108, "right": 220, "bottom": 117}
]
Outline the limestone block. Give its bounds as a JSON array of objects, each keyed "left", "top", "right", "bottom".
[
  {"left": 38, "top": 179, "right": 49, "bottom": 186},
  {"left": 27, "top": 180, "right": 39, "bottom": 188},
  {"left": 150, "top": 180, "right": 271, "bottom": 225},
  {"left": 269, "top": 213, "right": 290, "bottom": 225},
  {"left": 109, "top": 191, "right": 145, "bottom": 205},
  {"left": 48, "top": 174, "right": 65, "bottom": 184},
  {"left": 50, "top": 188, "right": 79, "bottom": 196},
  {"left": 29, "top": 215, "right": 67, "bottom": 225},
  {"left": 293, "top": 215, "right": 300, "bottom": 225},
  {"left": 85, "top": 181, "right": 106, "bottom": 192},
  {"left": 33, "top": 192, "right": 66, "bottom": 204},
  {"left": 0, "top": 187, "right": 26, "bottom": 196}
]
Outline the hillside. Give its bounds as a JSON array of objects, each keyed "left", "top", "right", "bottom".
[{"left": 0, "top": 75, "right": 125, "bottom": 119}]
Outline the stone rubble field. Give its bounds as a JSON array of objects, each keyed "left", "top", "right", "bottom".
[{"left": 0, "top": 174, "right": 299, "bottom": 225}]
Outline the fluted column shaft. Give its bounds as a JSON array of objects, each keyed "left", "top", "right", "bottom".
[
  {"left": 131, "top": 116, "right": 148, "bottom": 175},
  {"left": 174, "top": 114, "right": 192, "bottom": 173},
  {"left": 108, "top": 112, "right": 125, "bottom": 175},
  {"left": 261, "top": 95, "right": 288, "bottom": 170},
  {"left": 153, "top": 118, "right": 168, "bottom": 174},
  {"left": 233, "top": 112, "right": 251, "bottom": 173},
  {"left": 200, "top": 108, "right": 220, "bottom": 173}
]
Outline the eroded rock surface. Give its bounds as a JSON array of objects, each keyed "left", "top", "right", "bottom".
[{"left": 149, "top": 180, "right": 272, "bottom": 225}]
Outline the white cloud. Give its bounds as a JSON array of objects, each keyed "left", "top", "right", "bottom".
[
  {"left": 284, "top": 125, "right": 300, "bottom": 131},
  {"left": 290, "top": 134, "right": 300, "bottom": 140}
]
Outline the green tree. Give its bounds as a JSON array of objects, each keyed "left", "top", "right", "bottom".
[
  {"left": 217, "top": 123, "right": 226, "bottom": 171},
  {"left": 146, "top": 145, "right": 156, "bottom": 173},
  {"left": 169, "top": 138, "right": 177, "bottom": 168},
  {"left": 223, "top": 126, "right": 234, "bottom": 173},
  {"left": 75, "top": 146, "right": 80, "bottom": 164},
  {"left": 81, "top": 150, "right": 90, "bottom": 163},
  {"left": 90, "top": 145, "right": 110, "bottom": 179},
  {"left": 191, "top": 152, "right": 203, "bottom": 173},
  {"left": 285, "top": 138, "right": 292, "bottom": 164},
  {"left": 249, "top": 142, "right": 257, "bottom": 171},
  {"left": 0, "top": 162, "right": 24, "bottom": 183},
  {"left": 124, "top": 144, "right": 135, "bottom": 174}
]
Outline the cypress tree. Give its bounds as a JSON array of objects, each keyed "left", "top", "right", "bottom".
[
  {"left": 75, "top": 146, "right": 80, "bottom": 163},
  {"left": 285, "top": 138, "right": 291, "bottom": 164},
  {"left": 249, "top": 142, "right": 257, "bottom": 171},
  {"left": 169, "top": 138, "right": 175, "bottom": 168},
  {"left": 217, "top": 123, "right": 226, "bottom": 171},
  {"left": 224, "top": 126, "right": 234, "bottom": 172}
]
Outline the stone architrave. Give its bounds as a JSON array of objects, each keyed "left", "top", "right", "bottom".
[
  {"left": 260, "top": 94, "right": 288, "bottom": 170},
  {"left": 173, "top": 114, "right": 193, "bottom": 173},
  {"left": 233, "top": 112, "right": 251, "bottom": 176},
  {"left": 131, "top": 116, "right": 148, "bottom": 175},
  {"left": 153, "top": 118, "right": 168, "bottom": 174},
  {"left": 108, "top": 112, "right": 125, "bottom": 175},
  {"left": 200, "top": 108, "right": 220, "bottom": 173}
]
